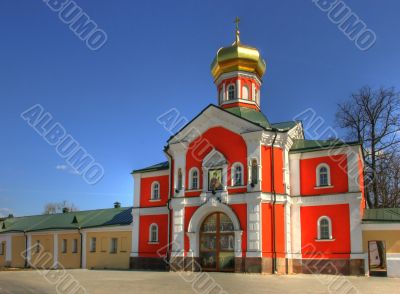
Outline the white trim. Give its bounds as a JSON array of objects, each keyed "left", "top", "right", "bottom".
[
  {"left": 231, "top": 162, "right": 244, "bottom": 186},
  {"left": 314, "top": 185, "right": 334, "bottom": 189},
  {"left": 187, "top": 200, "right": 242, "bottom": 258},
  {"left": 316, "top": 163, "right": 331, "bottom": 187},
  {"left": 131, "top": 209, "right": 139, "bottom": 257},
  {"left": 82, "top": 231, "right": 87, "bottom": 268},
  {"left": 53, "top": 233, "right": 58, "bottom": 268},
  {"left": 362, "top": 223, "right": 400, "bottom": 230},
  {"left": 139, "top": 170, "right": 169, "bottom": 178},
  {"left": 82, "top": 225, "right": 133, "bottom": 233},
  {"left": 317, "top": 216, "right": 333, "bottom": 240},
  {"left": 151, "top": 181, "right": 160, "bottom": 201},
  {"left": 149, "top": 223, "right": 159, "bottom": 243}
]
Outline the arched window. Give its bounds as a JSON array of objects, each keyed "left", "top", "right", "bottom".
[
  {"left": 190, "top": 168, "right": 199, "bottom": 190},
  {"left": 231, "top": 162, "right": 243, "bottom": 186},
  {"left": 316, "top": 163, "right": 330, "bottom": 187},
  {"left": 149, "top": 224, "right": 158, "bottom": 243},
  {"left": 251, "top": 159, "right": 258, "bottom": 185},
  {"left": 228, "top": 84, "right": 235, "bottom": 100},
  {"left": 317, "top": 216, "right": 332, "bottom": 240},
  {"left": 242, "top": 85, "right": 249, "bottom": 100},
  {"left": 151, "top": 181, "right": 160, "bottom": 200},
  {"left": 177, "top": 168, "right": 183, "bottom": 191}
]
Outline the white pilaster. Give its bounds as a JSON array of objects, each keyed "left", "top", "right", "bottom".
[
  {"left": 347, "top": 148, "right": 360, "bottom": 192},
  {"left": 81, "top": 231, "right": 87, "bottom": 269},
  {"left": 133, "top": 173, "right": 141, "bottom": 207},
  {"left": 289, "top": 153, "right": 301, "bottom": 196},
  {"left": 53, "top": 233, "right": 58, "bottom": 268},
  {"left": 290, "top": 200, "right": 302, "bottom": 259},
  {"left": 171, "top": 206, "right": 185, "bottom": 257},
  {"left": 131, "top": 209, "right": 140, "bottom": 257},
  {"left": 247, "top": 201, "right": 261, "bottom": 253},
  {"left": 27, "top": 234, "right": 32, "bottom": 265},
  {"left": 236, "top": 79, "right": 241, "bottom": 99}
]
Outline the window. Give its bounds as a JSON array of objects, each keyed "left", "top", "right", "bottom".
[
  {"left": 318, "top": 216, "right": 332, "bottom": 240},
  {"left": 35, "top": 240, "right": 41, "bottom": 253},
  {"left": 242, "top": 85, "right": 249, "bottom": 100},
  {"left": 317, "top": 164, "right": 330, "bottom": 187},
  {"left": 177, "top": 168, "right": 183, "bottom": 191},
  {"left": 72, "top": 239, "right": 78, "bottom": 253},
  {"left": 151, "top": 181, "right": 160, "bottom": 200},
  {"left": 0, "top": 242, "right": 4, "bottom": 255},
  {"left": 110, "top": 238, "right": 118, "bottom": 253},
  {"left": 190, "top": 168, "right": 199, "bottom": 189},
  {"left": 149, "top": 224, "right": 158, "bottom": 243},
  {"left": 228, "top": 84, "right": 235, "bottom": 100},
  {"left": 251, "top": 159, "right": 258, "bottom": 185},
  {"left": 232, "top": 163, "right": 243, "bottom": 186},
  {"left": 61, "top": 239, "right": 67, "bottom": 254},
  {"left": 90, "top": 237, "right": 96, "bottom": 252}
]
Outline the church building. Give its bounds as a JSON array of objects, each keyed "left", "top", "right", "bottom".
[{"left": 130, "top": 24, "right": 367, "bottom": 274}]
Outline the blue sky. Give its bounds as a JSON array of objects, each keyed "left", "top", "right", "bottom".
[{"left": 1, "top": 0, "right": 399, "bottom": 216}]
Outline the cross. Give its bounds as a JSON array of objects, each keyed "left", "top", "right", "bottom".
[{"left": 234, "top": 16, "right": 240, "bottom": 32}]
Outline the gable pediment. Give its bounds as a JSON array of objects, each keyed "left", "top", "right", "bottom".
[{"left": 168, "top": 105, "right": 263, "bottom": 145}]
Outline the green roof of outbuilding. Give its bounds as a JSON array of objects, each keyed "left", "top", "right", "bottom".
[
  {"left": 131, "top": 161, "right": 169, "bottom": 174},
  {"left": 224, "top": 107, "right": 271, "bottom": 129},
  {"left": 0, "top": 207, "right": 133, "bottom": 234},
  {"left": 290, "top": 139, "right": 360, "bottom": 153},
  {"left": 362, "top": 208, "right": 400, "bottom": 223}
]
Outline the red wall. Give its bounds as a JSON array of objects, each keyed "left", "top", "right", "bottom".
[
  {"left": 140, "top": 175, "right": 169, "bottom": 207},
  {"left": 262, "top": 146, "right": 285, "bottom": 194},
  {"left": 230, "top": 204, "right": 247, "bottom": 257},
  {"left": 262, "top": 203, "right": 285, "bottom": 258},
  {"left": 138, "top": 214, "right": 169, "bottom": 257},
  {"left": 185, "top": 127, "right": 248, "bottom": 195},
  {"left": 300, "top": 154, "right": 348, "bottom": 196},
  {"left": 301, "top": 204, "right": 350, "bottom": 259}
]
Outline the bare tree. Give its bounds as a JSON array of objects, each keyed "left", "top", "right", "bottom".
[
  {"left": 336, "top": 86, "right": 400, "bottom": 208},
  {"left": 43, "top": 200, "right": 79, "bottom": 214}
]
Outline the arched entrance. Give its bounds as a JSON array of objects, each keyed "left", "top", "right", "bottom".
[{"left": 199, "top": 212, "right": 235, "bottom": 272}]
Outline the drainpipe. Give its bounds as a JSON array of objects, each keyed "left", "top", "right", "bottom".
[
  {"left": 164, "top": 147, "right": 173, "bottom": 266},
  {"left": 271, "top": 130, "right": 278, "bottom": 274},
  {"left": 79, "top": 228, "right": 83, "bottom": 268}
]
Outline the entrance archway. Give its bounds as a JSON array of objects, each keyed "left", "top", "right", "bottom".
[{"left": 199, "top": 212, "right": 235, "bottom": 272}]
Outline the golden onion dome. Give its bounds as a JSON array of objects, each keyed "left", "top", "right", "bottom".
[{"left": 211, "top": 25, "right": 266, "bottom": 81}]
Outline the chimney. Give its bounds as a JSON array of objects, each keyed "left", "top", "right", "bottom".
[{"left": 114, "top": 202, "right": 121, "bottom": 208}]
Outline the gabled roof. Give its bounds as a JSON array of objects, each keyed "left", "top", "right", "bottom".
[
  {"left": 0, "top": 207, "right": 133, "bottom": 234},
  {"left": 363, "top": 208, "right": 400, "bottom": 223},
  {"left": 131, "top": 161, "right": 169, "bottom": 174},
  {"left": 290, "top": 139, "right": 360, "bottom": 153}
]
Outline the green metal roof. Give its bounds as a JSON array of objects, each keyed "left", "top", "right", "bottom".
[
  {"left": 131, "top": 161, "right": 169, "bottom": 174},
  {"left": 270, "top": 121, "right": 298, "bottom": 131},
  {"left": 363, "top": 208, "right": 400, "bottom": 223},
  {"left": 0, "top": 207, "right": 133, "bottom": 234},
  {"left": 290, "top": 139, "right": 360, "bottom": 153},
  {"left": 224, "top": 107, "right": 271, "bottom": 129}
]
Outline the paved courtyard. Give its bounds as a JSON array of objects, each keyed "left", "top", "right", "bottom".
[{"left": 0, "top": 270, "right": 398, "bottom": 294}]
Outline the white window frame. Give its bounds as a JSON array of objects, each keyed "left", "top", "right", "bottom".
[
  {"left": 61, "top": 239, "right": 67, "bottom": 254},
  {"left": 189, "top": 167, "right": 200, "bottom": 190},
  {"left": 110, "top": 238, "right": 118, "bottom": 254},
  {"left": 227, "top": 84, "right": 235, "bottom": 100},
  {"left": 149, "top": 223, "right": 159, "bottom": 243},
  {"left": 316, "top": 163, "right": 331, "bottom": 187},
  {"left": 151, "top": 181, "right": 161, "bottom": 201},
  {"left": 231, "top": 162, "right": 244, "bottom": 186},
  {"left": 90, "top": 237, "right": 96, "bottom": 252},
  {"left": 72, "top": 239, "right": 78, "bottom": 254},
  {"left": 317, "top": 216, "right": 333, "bottom": 240}
]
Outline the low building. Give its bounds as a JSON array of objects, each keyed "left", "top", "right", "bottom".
[
  {"left": 0, "top": 207, "right": 132, "bottom": 270},
  {"left": 362, "top": 208, "right": 400, "bottom": 277}
]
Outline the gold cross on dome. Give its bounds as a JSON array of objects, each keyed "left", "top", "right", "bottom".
[{"left": 234, "top": 16, "right": 240, "bottom": 43}]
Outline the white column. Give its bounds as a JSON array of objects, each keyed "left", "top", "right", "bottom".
[
  {"left": 53, "top": 233, "right": 58, "bottom": 268},
  {"left": 236, "top": 79, "right": 241, "bottom": 99},
  {"left": 289, "top": 153, "right": 301, "bottom": 196},
  {"left": 81, "top": 231, "right": 87, "bottom": 269},
  {"left": 222, "top": 83, "right": 226, "bottom": 102},
  {"left": 5, "top": 235, "right": 12, "bottom": 264},
  {"left": 284, "top": 201, "right": 292, "bottom": 258},
  {"left": 27, "top": 234, "right": 32, "bottom": 266},
  {"left": 290, "top": 200, "right": 302, "bottom": 259},
  {"left": 131, "top": 209, "right": 140, "bottom": 257}
]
